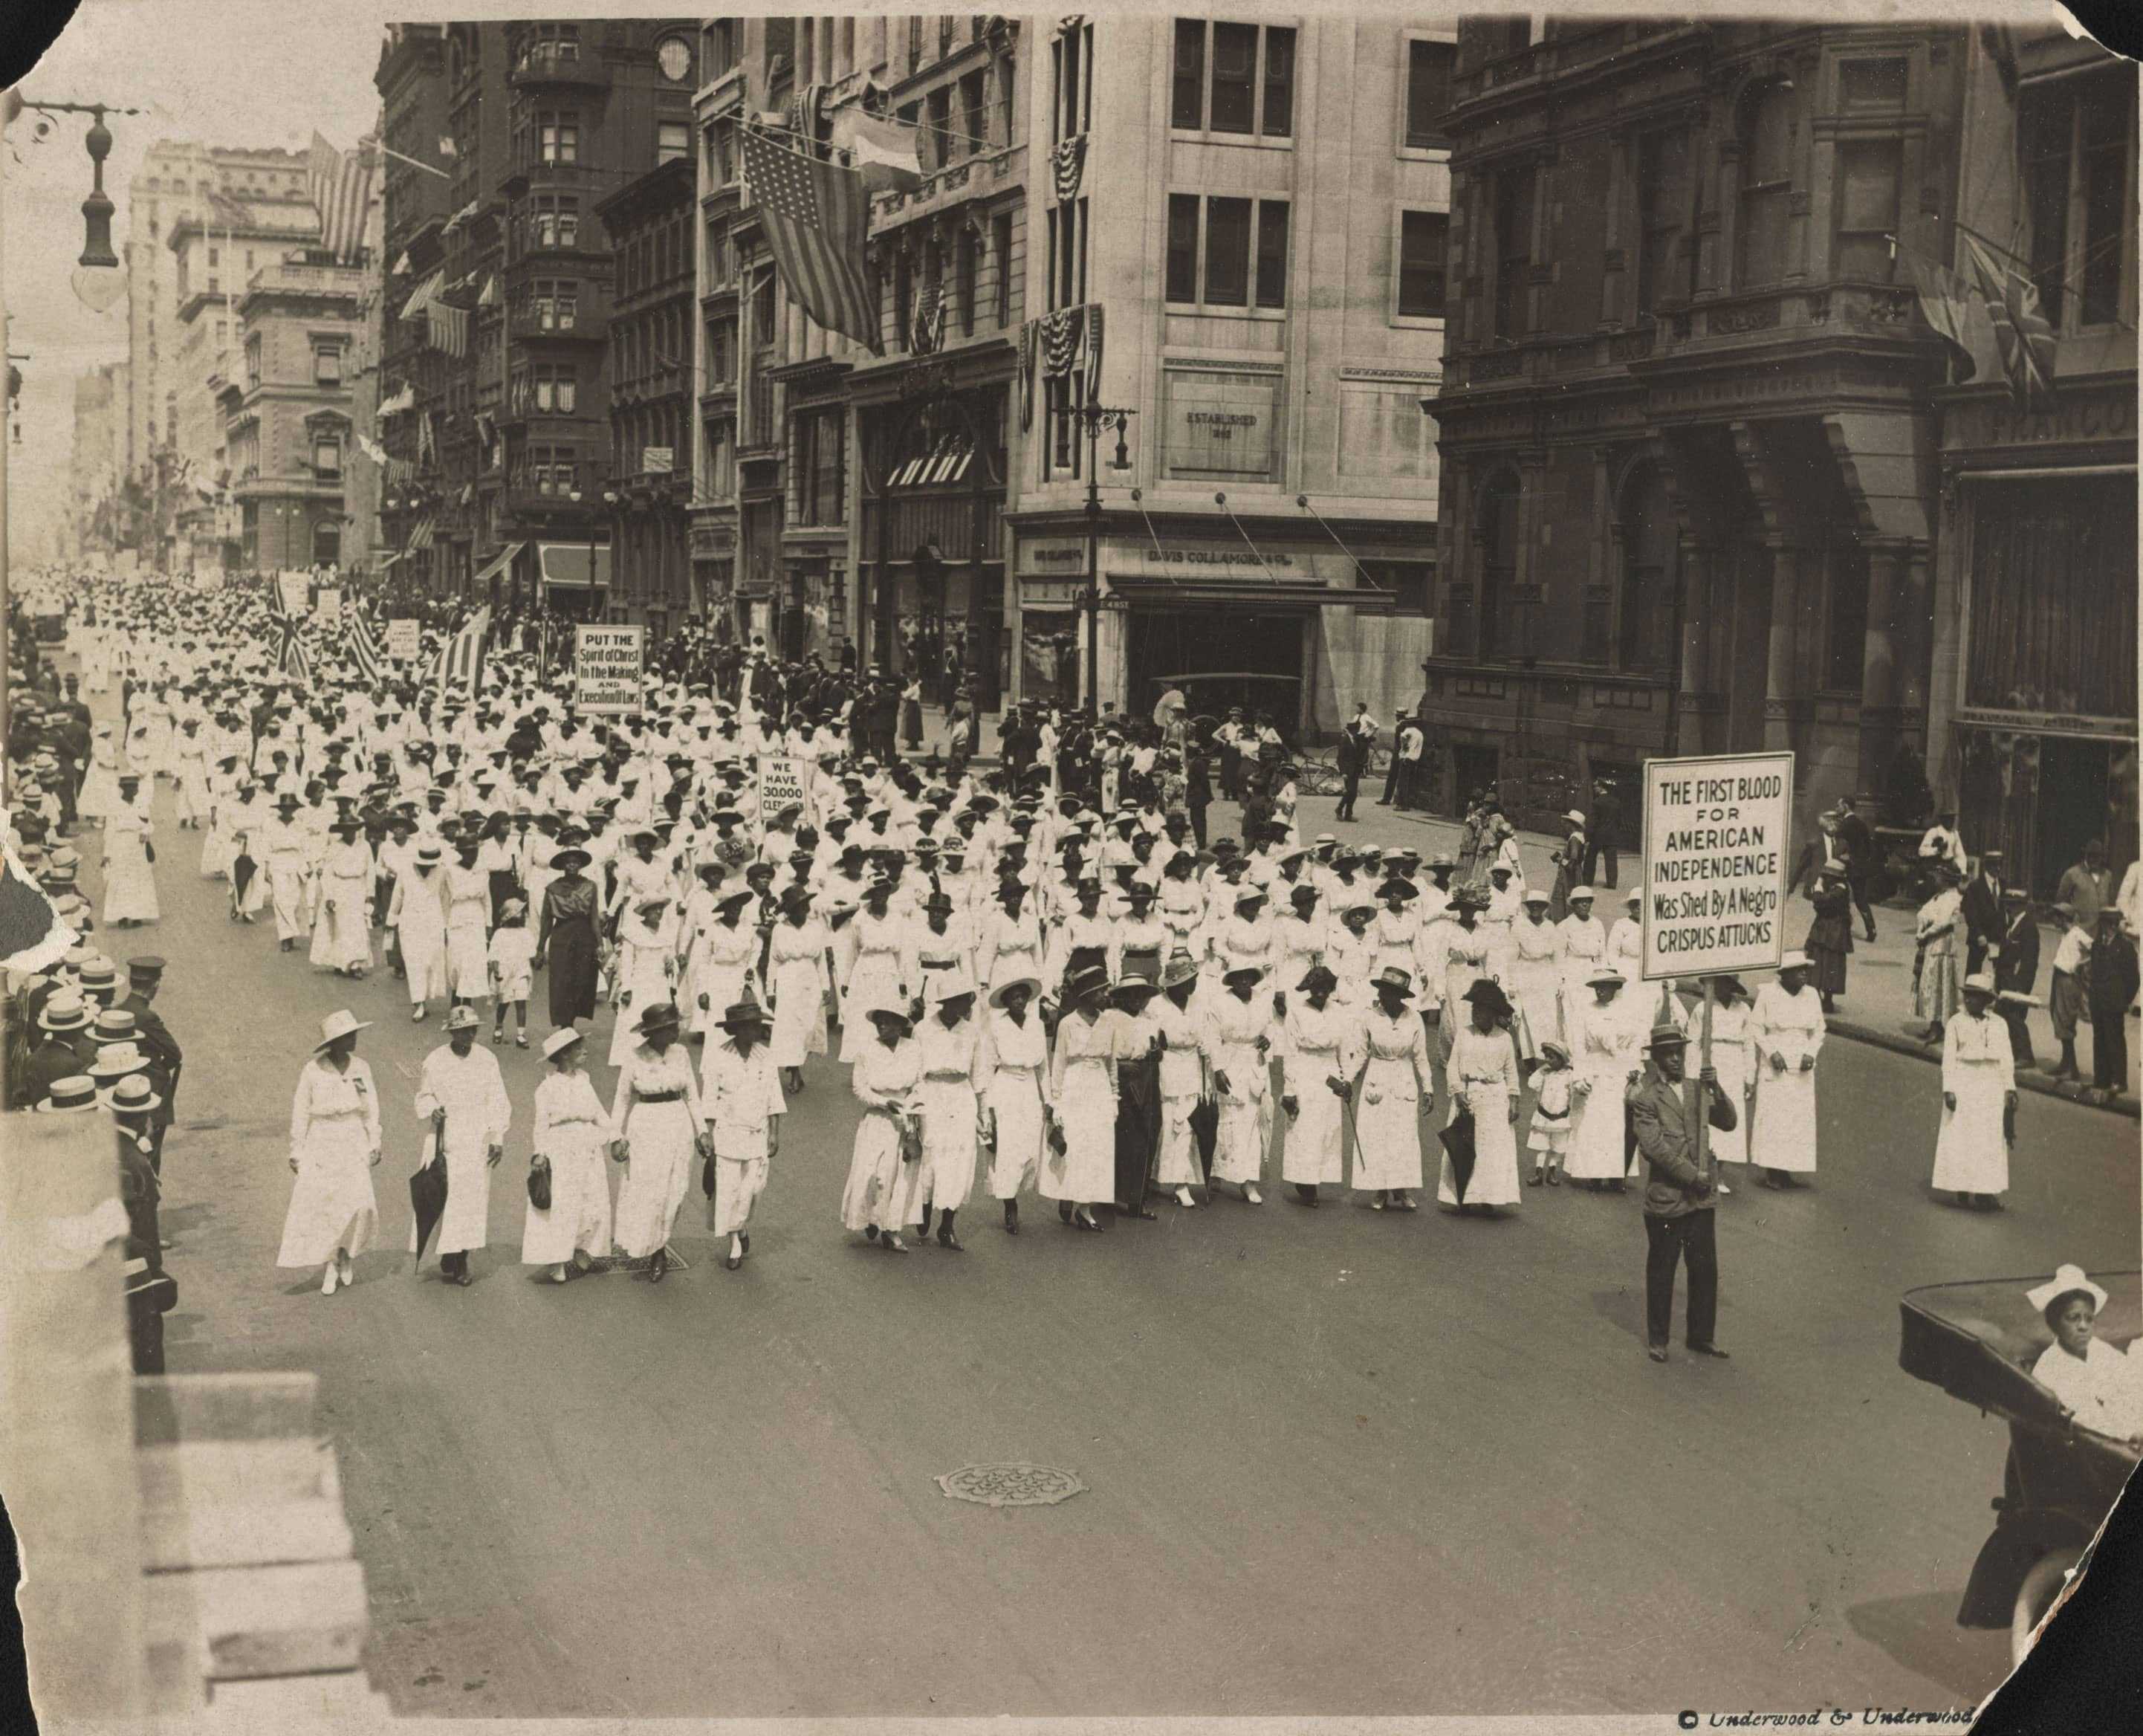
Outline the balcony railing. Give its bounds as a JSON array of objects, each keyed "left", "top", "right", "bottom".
[{"left": 509, "top": 44, "right": 608, "bottom": 91}]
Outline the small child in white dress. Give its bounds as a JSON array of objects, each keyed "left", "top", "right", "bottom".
[
  {"left": 487, "top": 899, "right": 538, "bottom": 1048},
  {"left": 1528, "top": 1040, "right": 1575, "bottom": 1186}
]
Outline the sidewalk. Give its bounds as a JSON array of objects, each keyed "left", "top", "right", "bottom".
[{"left": 1206, "top": 787, "right": 2142, "bottom": 1118}]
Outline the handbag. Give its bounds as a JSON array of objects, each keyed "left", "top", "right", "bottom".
[{"left": 526, "top": 1156, "right": 552, "bottom": 1211}]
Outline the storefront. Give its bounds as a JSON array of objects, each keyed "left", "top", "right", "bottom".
[
  {"left": 530, "top": 540, "right": 612, "bottom": 623},
  {"left": 690, "top": 514, "right": 736, "bottom": 642},
  {"left": 1939, "top": 380, "right": 2138, "bottom": 897}
]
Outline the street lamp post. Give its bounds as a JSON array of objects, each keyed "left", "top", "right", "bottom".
[{"left": 1071, "top": 393, "right": 1135, "bottom": 714}]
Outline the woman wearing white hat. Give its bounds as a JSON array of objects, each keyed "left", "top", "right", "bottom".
[
  {"left": 840, "top": 879, "right": 918, "bottom": 1063},
  {"left": 701, "top": 997, "right": 786, "bottom": 1269},
  {"left": 276, "top": 1011, "right": 383, "bottom": 1297},
  {"left": 1507, "top": 889, "right": 1566, "bottom": 1063},
  {"left": 981, "top": 976, "right": 1051, "bottom": 1230},
  {"left": 765, "top": 885, "right": 832, "bottom": 1093},
  {"left": 1042, "top": 965, "right": 1124, "bottom": 1228},
  {"left": 1148, "top": 952, "right": 1210, "bottom": 1209},
  {"left": 388, "top": 843, "right": 450, "bottom": 1020},
  {"left": 609, "top": 893, "right": 681, "bottom": 1067},
  {"left": 522, "top": 1026, "right": 615, "bottom": 1283},
  {"left": 1605, "top": 885, "right": 1645, "bottom": 979},
  {"left": 912, "top": 977, "right": 986, "bottom": 1249},
  {"left": 1930, "top": 971, "right": 2017, "bottom": 1209},
  {"left": 1563, "top": 967, "right": 1644, "bottom": 1190},
  {"left": 2024, "top": 1267, "right": 2143, "bottom": 1444},
  {"left": 1749, "top": 953, "right": 1826, "bottom": 1188},
  {"left": 1557, "top": 884, "right": 1606, "bottom": 997}
]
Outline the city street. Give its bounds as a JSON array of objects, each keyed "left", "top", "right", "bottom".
[{"left": 96, "top": 748, "right": 2136, "bottom": 1720}]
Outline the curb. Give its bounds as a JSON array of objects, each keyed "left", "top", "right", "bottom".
[{"left": 1826, "top": 1016, "right": 2141, "bottom": 1120}]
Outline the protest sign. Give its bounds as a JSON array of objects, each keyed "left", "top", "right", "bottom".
[
  {"left": 314, "top": 586, "right": 343, "bottom": 621},
  {"left": 573, "top": 624, "right": 645, "bottom": 716},
  {"left": 756, "top": 755, "right": 812, "bottom": 830},
  {"left": 386, "top": 618, "right": 421, "bottom": 662},
  {"left": 276, "top": 571, "right": 311, "bottom": 615},
  {"left": 1638, "top": 752, "right": 1794, "bottom": 982}
]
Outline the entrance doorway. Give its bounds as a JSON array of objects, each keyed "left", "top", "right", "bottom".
[
  {"left": 1453, "top": 742, "right": 1500, "bottom": 812},
  {"left": 1126, "top": 607, "right": 1306, "bottom": 738}
]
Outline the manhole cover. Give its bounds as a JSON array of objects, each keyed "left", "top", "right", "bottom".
[{"left": 935, "top": 1463, "right": 1086, "bottom": 1508}]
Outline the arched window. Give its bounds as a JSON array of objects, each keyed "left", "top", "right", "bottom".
[
  {"left": 1735, "top": 80, "right": 1795, "bottom": 288},
  {"left": 1476, "top": 470, "right": 1521, "bottom": 660},
  {"left": 1615, "top": 463, "right": 1675, "bottom": 673}
]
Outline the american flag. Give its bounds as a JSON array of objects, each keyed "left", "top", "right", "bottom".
[
  {"left": 912, "top": 276, "right": 944, "bottom": 356},
  {"left": 347, "top": 610, "right": 387, "bottom": 685},
  {"left": 431, "top": 605, "right": 490, "bottom": 705},
  {"left": 308, "top": 132, "right": 375, "bottom": 266},
  {"left": 740, "top": 126, "right": 881, "bottom": 354}
]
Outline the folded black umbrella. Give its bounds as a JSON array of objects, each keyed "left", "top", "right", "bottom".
[
  {"left": 231, "top": 851, "right": 256, "bottom": 904},
  {"left": 409, "top": 1134, "right": 449, "bottom": 1269},
  {"left": 1440, "top": 1108, "right": 1477, "bottom": 1203}
]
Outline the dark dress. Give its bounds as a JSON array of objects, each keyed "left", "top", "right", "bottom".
[
  {"left": 541, "top": 874, "right": 601, "bottom": 1026},
  {"left": 1803, "top": 882, "right": 1855, "bottom": 997}
]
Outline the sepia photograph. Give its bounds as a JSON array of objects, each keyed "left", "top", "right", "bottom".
[{"left": 1, "top": 0, "right": 2137, "bottom": 1727}]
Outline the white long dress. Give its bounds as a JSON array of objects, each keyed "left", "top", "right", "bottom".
[
  {"left": 1708, "top": 1000, "right": 1754, "bottom": 1167},
  {"left": 1749, "top": 981, "right": 1825, "bottom": 1175},
  {"left": 1930, "top": 1008, "right": 2014, "bottom": 1196},
  {"left": 1352, "top": 1006, "right": 1429, "bottom": 1192},
  {"left": 685, "top": 916, "right": 763, "bottom": 1040},
  {"left": 276, "top": 1056, "right": 381, "bottom": 1266},
  {"left": 77, "top": 738, "right": 121, "bottom": 822},
  {"left": 102, "top": 805, "right": 161, "bottom": 924},
  {"left": 609, "top": 1042, "right": 705, "bottom": 1258},
  {"left": 915, "top": 1014, "right": 985, "bottom": 1215},
  {"left": 701, "top": 1037, "right": 785, "bottom": 1236},
  {"left": 310, "top": 839, "right": 375, "bottom": 972},
  {"left": 1151, "top": 996, "right": 1208, "bottom": 1189},
  {"left": 390, "top": 869, "right": 450, "bottom": 1007},
  {"left": 840, "top": 910, "right": 917, "bottom": 1063},
  {"left": 608, "top": 908, "right": 680, "bottom": 1066},
  {"left": 1506, "top": 917, "right": 1565, "bottom": 1058},
  {"left": 842, "top": 1037, "right": 925, "bottom": 1232},
  {"left": 1043, "top": 1008, "right": 1123, "bottom": 1204},
  {"left": 1280, "top": 1000, "right": 1360, "bottom": 1185},
  {"left": 441, "top": 864, "right": 493, "bottom": 1000},
  {"left": 982, "top": 1007, "right": 1051, "bottom": 1199},
  {"left": 1563, "top": 994, "right": 1643, "bottom": 1181},
  {"left": 1441, "top": 1024, "right": 1522, "bottom": 1208},
  {"left": 1203, "top": 992, "right": 1276, "bottom": 1187},
  {"left": 521, "top": 1068, "right": 615, "bottom": 1265},
  {"left": 765, "top": 916, "right": 831, "bottom": 1067},
  {"left": 413, "top": 1043, "right": 512, "bottom": 1258}
]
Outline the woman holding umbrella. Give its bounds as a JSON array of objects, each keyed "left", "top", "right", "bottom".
[
  {"left": 536, "top": 835, "right": 601, "bottom": 1031},
  {"left": 1440, "top": 979, "right": 1523, "bottom": 1214},
  {"left": 843, "top": 1005, "right": 926, "bottom": 1251},
  {"left": 607, "top": 1002, "right": 707, "bottom": 1283},
  {"left": 276, "top": 1010, "right": 383, "bottom": 1298},
  {"left": 522, "top": 1026, "right": 614, "bottom": 1283},
  {"left": 1352, "top": 966, "right": 1430, "bottom": 1211}
]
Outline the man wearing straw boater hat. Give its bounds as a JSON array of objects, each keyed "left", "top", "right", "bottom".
[{"left": 1630, "top": 1020, "right": 1738, "bottom": 1364}]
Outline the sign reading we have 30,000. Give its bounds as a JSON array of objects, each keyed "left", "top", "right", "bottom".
[{"left": 1638, "top": 752, "right": 1795, "bottom": 982}]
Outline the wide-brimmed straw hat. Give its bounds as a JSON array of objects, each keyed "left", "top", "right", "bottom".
[
  {"left": 2026, "top": 1265, "right": 2109, "bottom": 1316},
  {"left": 314, "top": 1009, "right": 372, "bottom": 1052},
  {"left": 988, "top": 974, "right": 1041, "bottom": 1008}
]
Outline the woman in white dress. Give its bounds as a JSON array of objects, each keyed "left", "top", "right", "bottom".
[
  {"left": 442, "top": 841, "right": 495, "bottom": 1016},
  {"left": 701, "top": 996, "right": 786, "bottom": 1271},
  {"left": 608, "top": 895, "right": 681, "bottom": 1067},
  {"left": 982, "top": 976, "right": 1051, "bottom": 1232},
  {"left": 1557, "top": 886, "right": 1606, "bottom": 999},
  {"left": 1506, "top": 889, "right": 1566, "bottom": 1066},
  {"left": 840, "top": 881, "right": 918, "bottom": 1063},
  {"left": 1279, "top": 965, "right": 1360, "bottom": 1206},
  {"left": 1042, "top": 964, "right": 1121, "bottom": 1231},
  {"left": 1930, "top": 972, "right": 2017, "bottom": 1209},
  {"left": 1352, "top": 967, "right": 1430, "bottom": 1211},
  {"left": 1702, "top": 975, "right": 1755, "bottom": 1181},
  {"left": 684, "top": 887, "right": 762, "bottom": 1043},
  {"left": 1749, "top": 951, "right": 1826, "bottom": 1190},
  {"left": 1564, "top": 968, "right": 1643, "bottom": 1190},
  {"left": 843, "top": 1005, "right": 926, "bottom": 1250},
  {"left": 276, "top": 1011, "right": 382, "bottom": 1297},
  {"left": 607, "top": 1001, "right": 708, "bottom": 1281},
  {"left": 77, "top": 725, "right": 122, "bottom": 823},
  {"left": 1149, "top": 952, "right": 1209, "bottom": 1208},
  {"left": 101, "top": 776, "right": 160, "bottom": 926},
  {"left": 1441, "top": 978, "right": 1523, "bottom": 1212},
  {"left": 912, "top": 977, "right": 986, "bottom": 1249},
  {"left": 309, "top": 815, "right": 375, "bottom": 975},
  {"left": 765, "top": 886, "right": 831, "bottom": 1093},
  {"left": 522, "top": 1026, "right": 614, "bottom": 1282},
  {"left": 1203, "top": 962, "right": 1277, "bottom": 1205},
  {"left": 200, "top": 755, "right": 243, "bottom": 879}
]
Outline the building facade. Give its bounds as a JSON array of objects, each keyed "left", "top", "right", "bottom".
[
  {"left": 1428, "top": 19, "right": 2135, "bottom": 878},
  {"left": 373, "top": 17, "right": 698, "bottom": 613},
  {"left": 68, "top": 362, "right": 127, "bottom": 557},
  {"left": 597, "top": 153, "right": 696, "bottom": 634}
]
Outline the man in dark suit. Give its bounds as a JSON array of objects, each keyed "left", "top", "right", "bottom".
[
  {"left": 1833, "top": 799, "right": 1880, "bottom": 941},
  {"left": 1961, "top": 850, "right": 2006, "bottom": 976},
  {"left": 1630, "top": 1021, "right": 1739, "bottom": 1364},
  {"left": 1584, "top": 777, "right": 1622, "bottom": 889},
  {"left": 117, "top": 956, "right": 183, "bottom": 1174},
  {"left": 1994, "top": 885, "right": 2041, "bottom": 1070},
  {"left": 1335, "top": 702, "right": 1375, "bottom": 821}
]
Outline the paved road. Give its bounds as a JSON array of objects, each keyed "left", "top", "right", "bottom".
[{"left": 84, "top": 725, "right": 2137, "bottom": 1719}]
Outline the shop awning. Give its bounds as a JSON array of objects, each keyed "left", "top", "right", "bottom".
[
  {"left": 470, "top": 542, "right": 525, "bottom": 590},
  {"left": 1106, "top": 575, "right": 1374, "bottom": 611},
  {"left": 538, "top": 542, "right": 612, "bottom": 588}
]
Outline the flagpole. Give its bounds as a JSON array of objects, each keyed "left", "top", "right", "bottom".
[{"left": 369, "top": 140, "right": 451, "bottom": 180}]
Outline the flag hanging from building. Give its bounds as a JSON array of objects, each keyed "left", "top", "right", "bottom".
[
  {"left": 354, "top": 430, "right": 389, "bottom": 465},
  {"left": 265, "top": 585, "right": 314, "bottom": 684},
  {"left": 829, "top": 106, "right": 922, "bottom": 193},
  {"left": 1960, "top": 232, "right": 2055, "bottom": 411},
  {"left": 347, "top": 611, "right": 386, "bottom": 685},
  {"left": 740, "top": 125, "right": 882, "bottom": 355},
  {"left": 1904, "top": 253, "right": 1977, "bottom": 383},
  {"left": 428, "top": 300, "right": 469, "bottom": 358},
  {"left": 1051, "top": 134, "right": 1087, "bottom": 203},
  {"left": 911, "top": 275, "right": 944, "bottom": 356},
  {"left": 308, "top": 131, "right": 375, "bottom": 265},
  {"left": 431, "top": 605, "right": 490, "bottom": 702}
]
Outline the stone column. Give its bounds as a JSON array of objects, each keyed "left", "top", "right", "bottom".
[
  {"left": 1762, "top": 539, "right": 1801, "bottom": 754},
  {"left": 1857, "top": 538, "right": 1905, "bottom": 793},
  {"left": 1898, "top": 536, "right": 1936, "bottom": 758}
]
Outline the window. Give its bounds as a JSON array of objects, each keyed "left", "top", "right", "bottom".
[
  {"left": 895, "top": 250, "right": 912, "bottom": 348},
  {"left": 1615, "top": 464, "right": 1673, "bottom": 673},
  {"left": 657, "top": 123, "right": 690, "bottom": 166},
  {"left": 533, "top": 196, "right": 579, "bottom": 250},
  {"left": 1406, "top": 39, "right": 1454, "bottom": 149},
  {"left": 992, "top": 212, "right": 1014, "bottom": 327},
  {"left": 532, "top": 281, "right": 577, "bottom": 330},
  {"left": 244, "top": 335, "right": 262, "bottom": 389},
  {"left": 707, "top": 316, "right": 734, "bottom": 384},
  {"left": 752, "top": 269, "right": 777, "bottom": 345},
  {"left": 956, "top": 224, "right": 979, "bottom": 335},
  {"left": 927, "top": 87, "right": 952, "bottom": 172},
  {"left": 1397, "top": 210, "right": 1447, "bottom": 318},
  {"left": 794, "top": 408, "right": 846, "bottom": 525},
  {"left": 2020, "top": 68, "right": 2136, "bottom": 332},
  {"left": 1832, "top": 139, "right": 1899, "bottom": 283},
  {"left": 313, "top": 435, "right": 342, "bottom": 479},
  {"left": 312, "top": 344, "right": 343, "bottom": 385},
  {"left": 208, "top": 246, "right": 219, "bottom": 268},
  {"left": 1734, "top": 80, "right": 1794, "bottom": 288},
  {"left": 1170, "top": 21, "right": 1294, "bottom": 139},
  {"left": 1166, "top": 195, "right": 1289, "bottom": 311},
  {"left": 704, "top": 19, "right": 735, "bottom": 80},
  {"left": 1476, "top": 471, "right": 1522, "bottom": 660},
  {"left": 1839, "top": 57, "right": 1907, "bottom": 110},
  {"left": 534, "top": 364, "right": 576, "bottom": 413},
  {"left": 1053, "top": 19, "right": 1087, "bottom": 143},
  {"left": 1635, "top": 129, "right": 1690, "bottom": 317},
  {"left": 703, "top": 419, "right": 733, "bottom": 496},
  {"left": 1254, "top": 200, "right": 1289, "bottom": 309},
  {"left": 1167, "top": 195, "right": 1199, "bottom": 302},
  {"left": 961, "top": 70, "right": 988, "bottom": 161},
  {"left": 1207, "top": 199, "right": 1251, "bottom": 304},
  {"left": 1358, "top": 560, "right": 1433, "bottom": 613},
  {"left": 539, "top": 113, "right": 580, "bottom": 163},
  {"left": 1493, "top": 165, "right": 1534, "bottom": 339},
  {"left": 997, "top": 53, "right": 1017, "bottom": 146}
]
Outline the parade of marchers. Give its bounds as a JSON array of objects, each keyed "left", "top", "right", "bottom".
[{"left": 2, "top": 566, "right": 2055, "bottom": 1366}]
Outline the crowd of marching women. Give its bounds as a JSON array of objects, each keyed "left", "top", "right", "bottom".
[{"left": 6, "top": 565, "right": 2037, "bottom": 1364}]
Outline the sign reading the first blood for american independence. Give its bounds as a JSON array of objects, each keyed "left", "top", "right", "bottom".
[{"left": 1638, "top": 753, "right": 1794, "bottom": 982}]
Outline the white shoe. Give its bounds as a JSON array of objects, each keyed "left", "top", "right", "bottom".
[
  {"left": 337, "top": 1251, "right": 354, "bottom": 1286},
  {"left": 412, "top": 1002, "right": 427, "bottom": 1020},
  {"left": 1175, "top": 1185, "right": 1196, "bottom": 1208},
  {"left": 1244, "top": 1184, "right": 1263, "bottom": 1205},
  {"left": 320, "top": 1264, "right": 339, "bottom": 1296}
]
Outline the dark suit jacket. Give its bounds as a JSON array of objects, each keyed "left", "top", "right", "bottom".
[
  {"left": 1961, "top": 876, "right": 2003, "bottom": 967},
  {"left": 1630, "top": 1065, "right": 1737, "bottom": 1220},
  {"left": 119, "top": 992, "right": 182, "bottom": 1127},
  {"left": 1995, "top": 914, "right": 2040, "bottom": 996}
]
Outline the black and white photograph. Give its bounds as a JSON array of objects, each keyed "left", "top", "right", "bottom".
[{"left": 1, "top": 1, "right": 2138, "bottom": 1727}]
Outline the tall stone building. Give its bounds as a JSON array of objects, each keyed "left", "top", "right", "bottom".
[
  {"left": 1427, "top": 18, "right": 2134, "bottom": 886},
  {"left": 69, "top": 361, "right": 127, "bottom": 554}
]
